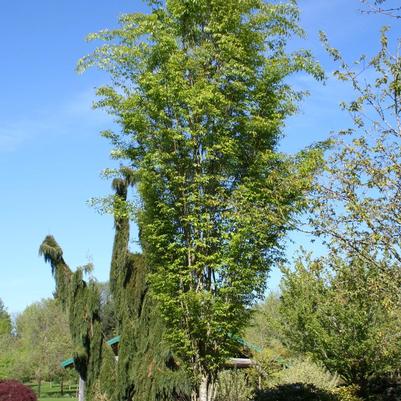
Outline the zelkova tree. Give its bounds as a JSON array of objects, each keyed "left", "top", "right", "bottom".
[
  {"left": 80, "top": 1, "right": 324, "bottom": 400},
  {"left": 39, "top": 236, "right": 104, "bottom": 399}
]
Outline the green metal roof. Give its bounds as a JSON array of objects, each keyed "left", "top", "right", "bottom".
[
  {"left": 232, "top": 335, "right": 262, "bottom": 353},
  {"left": 61, "top": 357, "right": 74, "bottom": 368},
  {"left": 103, "top": 334, "right": 260, "bottom": 352},
  {"left": 61, "top": 336, "right": 121, "bottom": 369},
  {"left": 61, "top": 334, "right": 260, "bottom": 369},
  {"left": 106, "top": 335, "right": 121, "bottom": 346}
]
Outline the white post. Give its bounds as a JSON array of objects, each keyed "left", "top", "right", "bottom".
[{"left": 78, "top": 376, "right": 86, "bottom": 401}]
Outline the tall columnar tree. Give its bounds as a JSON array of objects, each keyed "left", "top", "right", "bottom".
[
  {"left": 80, "top": 1, "right": 324, "bottom": 399},
  {"left": 109, "top": 174, "right": 191, "bottom": 401},
  {"left": 39, "top": 236, "right": 104, "bottom": 399}
]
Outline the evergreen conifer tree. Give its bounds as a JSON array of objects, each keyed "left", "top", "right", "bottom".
[
  {"left": 109, "top": 173, "right": 191, "bottom": 401},
  {"left": 40, "top": 176, "right": 191, "bottom": 401},
  {"left": 39, "top": 236, "right": 104, "bottom": 399}
]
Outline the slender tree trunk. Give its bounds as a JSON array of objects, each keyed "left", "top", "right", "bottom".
[
  {"left": 192, "top": 375, "right": 215, "bottom": 401},
  {"left": 60, "top": 376, "right": 64, "bottom": 396},
  {"left": 37, "top": 379, "right": 41, "bottom": 398}
]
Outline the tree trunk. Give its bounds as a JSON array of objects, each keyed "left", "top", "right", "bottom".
[
  {"left": 60, "top": 376, "right": 64, "bottom": 396},
  {"left": 192, "top": 375, "right": 215, "bottom": 401},
  {"left": 37, "top": 379, "right": 41, "bottom": 398},
  {"left": 199, "top": 376, "right": 208, "bottom": 401}
]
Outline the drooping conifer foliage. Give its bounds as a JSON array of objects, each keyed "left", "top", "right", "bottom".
[
  {"left": 79, "top": 1, "right": 324, "bottom": 399},
  {"left": 40, "top": 175, "right": 190, "bottom": 401},
  {"left": 109, "top": 173, "right": 191, "bottom": 401},
  {"left": 39, "top": 236, "right": 104, "bottom": 399}
]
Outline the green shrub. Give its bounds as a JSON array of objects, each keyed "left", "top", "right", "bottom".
[
  {"left": 331, "top": 385, "right": 362, "bottom": 401},
  {"left": 215, "top": 370, "right": 253, "bottom": 401},
  {"left": 365, "top": 376, "right": 401, "bottom": 401},
  {"left": 273, "top": 358, "right": 339, "bottom": 390},
  {"left": 254, "top": 383, "right": 367, "bottom": 401},
  {"left": 254, "top": 383, "right": 336, "bottom": 401}
]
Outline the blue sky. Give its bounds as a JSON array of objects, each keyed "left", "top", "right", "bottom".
[{"left": 0, "top": 0, "right": 398, "bottom": 314}]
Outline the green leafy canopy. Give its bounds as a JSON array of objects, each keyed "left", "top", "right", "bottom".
[{"left": 79, "top": 0, "right": 325, "bottom": 394}]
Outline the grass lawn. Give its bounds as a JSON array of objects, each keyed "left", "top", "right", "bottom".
[
  {"left": 28, "top": 380, "right": 78, "bottom": 400},
  {"left": 39, "top": 398, "right": 76, "bottom": 401}
]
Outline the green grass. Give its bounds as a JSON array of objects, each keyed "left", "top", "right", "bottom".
[
  {"left": 26, "top": 381, "right": 78, "bottom": 399},
  {"left": 39, "top": 398, "right": 76, "bottom": 401}
]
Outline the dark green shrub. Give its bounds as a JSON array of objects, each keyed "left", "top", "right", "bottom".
[
  {"left": 254, "top": 383, "right": 337, "bottom": 401},
  {"left": 365, "top": 376, "right": 401, "bottom": 401}
]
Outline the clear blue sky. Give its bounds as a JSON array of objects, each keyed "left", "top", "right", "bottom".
[{"left": 0, "top": 0, "right": 398, "bottom": 314}]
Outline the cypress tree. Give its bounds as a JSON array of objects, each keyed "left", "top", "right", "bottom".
[
  {"left": 97, "top": 343, "right": 117, "bottom": 400},
  {"left": 40, "top": 175, "right": 191, "bottom": 401},
  {"left": 39, "top": 236, "right": 104, "bottom": 400},
  {"left": 110, "top": 173, "right": 191, "bottom": 401}
]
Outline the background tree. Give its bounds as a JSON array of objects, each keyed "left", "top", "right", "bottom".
[
  {"left": 245, "top": 293, "right": 291, "bottom": 385},
  {"left": 0, "top": 299, "right": 11, "bottom": 337},
  {"left": 97, "top": 282, "right": 118, "bottom": 339},
  {"left": 80, "top": 1, "right": 324, "bottom": 399},
  {"left": 245, "top": 293, "right": 339, "bottom": 392},
  {"left": 280, "top": 252, "right": 401, "bottom": 396},
  {"left": 0, "top": 299, "right": 16, "bottom": 380},
  {"left": 0, "top": 335, "right": 17, "bottom": 380},
  {"left": 0, "top": 300, "right": 15, "bottom": 380},
  {"left": 360, "top": 0, "right": 401, "bottom": 18},
  {"left": 311, "top": 26, "right": 401, "bottom": 272},
  {"left": 245, "top": 293, "right": 285, "bottom": 352},
  {"left": 14, "top": 299, "right": 74, "bottom": 397}
]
